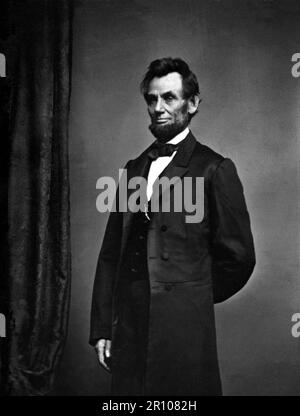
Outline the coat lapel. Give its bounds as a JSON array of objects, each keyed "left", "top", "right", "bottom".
[
  {"left": 120, "top": 144, "right": 154, "bottom": 258},
  {"left": 150, "top": 131, "right": 197, "bottom": 207}
]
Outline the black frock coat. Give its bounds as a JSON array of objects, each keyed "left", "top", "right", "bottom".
[{"left": 90, "top": 131, "right": 256, "bottom": 395}]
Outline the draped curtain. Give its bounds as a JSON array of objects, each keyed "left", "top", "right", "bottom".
[{"left": 5, "top": 0, "right": 73, "bottom": 395}]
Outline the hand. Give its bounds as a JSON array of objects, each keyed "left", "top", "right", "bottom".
[{"left": 95, "top": 338, "right": 111, "bottom": 372}]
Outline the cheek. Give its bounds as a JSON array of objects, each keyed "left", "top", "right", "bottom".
[
  {"left": 165, "top": 105, "right": 179, "bottom": 116},
  {"left": 173, "top": 109, "right": 186, "bottom": 121},
  {"left": 169, "top": 102, "right": 186, "bottom": 115}
]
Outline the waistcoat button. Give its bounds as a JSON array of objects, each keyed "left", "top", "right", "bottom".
[{"left": 161, "top": 252, "right": 169, "bottom": 260}]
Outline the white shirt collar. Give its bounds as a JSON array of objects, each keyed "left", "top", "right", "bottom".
[{"left": 167, "top": 127, "right": 190, "bottom": 145}]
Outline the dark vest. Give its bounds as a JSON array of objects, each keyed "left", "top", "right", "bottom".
[
  {"left": 120, "top": 210, "right": 151, "bottom": 281},
  {"left": 120, "top": 156, "right": 153, "bottom": 282}
]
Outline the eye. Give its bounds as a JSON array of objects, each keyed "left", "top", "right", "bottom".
[
  {"left": 164, "top": 94, "right": 175, "bottom": 102},
  {"left": 145, "top": 95, "right": 156, "bottom": 105}
]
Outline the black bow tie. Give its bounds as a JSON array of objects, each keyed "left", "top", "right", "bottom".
[{"left": 147, "top": 142, "right": 179, "bottom": 161}]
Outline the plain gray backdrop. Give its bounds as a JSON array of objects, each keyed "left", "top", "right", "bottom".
[{"left": 54, "top": 0, "right": 300, "bottom": 395}]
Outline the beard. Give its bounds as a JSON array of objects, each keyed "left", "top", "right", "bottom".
[{"left": 149, "top": 112, "right": 190, "bottom": 143}]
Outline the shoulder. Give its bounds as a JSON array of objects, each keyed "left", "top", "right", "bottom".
[
  {"left": 191, "top": 137, "right": 244, "bottom": 192},
  {"left": 193, "top": 140, "right": 224, "bottom": 164},
  {"left": 189, "top": 135, "right": 243, "bottom": 185},
  {"left": 190, "top": 135, "right": 227, "bottom": 175},
  {"left": 125, "top": 143, "right": 153, "bottom": 168}
]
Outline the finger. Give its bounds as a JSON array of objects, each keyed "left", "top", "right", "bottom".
[
  {"left": 105, "top": 340, "right": 111, "bottom": 358},
  {"left": 99, "top": 343, "right": 107, "bottom": 368},
  {"left": 97, "top": 340, "right": 110, "bottom": 371},
  {"left": 96, "top": 340, "right": 106, "bottom": 366},
  {"left": 103, "top": 340, "right": 111, "bottom": 372}
]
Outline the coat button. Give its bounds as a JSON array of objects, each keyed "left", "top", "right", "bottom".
[
  {"left": 160, "top": 225, "right": 167, "bottom": 232},
  {"left": 130, "top": 267, "right": 137, "bottom": 273},
  {"left": 112, "top": 316, "right": 119, "bottom": 325},
  {"left": 161, "top": 252, "right": 169, "bottom": 260},
  {"left": 164, "top": 283, "right": 172, "bottom": 291}
]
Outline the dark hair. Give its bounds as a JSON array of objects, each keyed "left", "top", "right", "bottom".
[{"left": 140, "top": 57, "right": 200, "bottom": 100}]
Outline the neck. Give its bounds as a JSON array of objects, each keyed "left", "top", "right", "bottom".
[{"left": 165, "top": 126, "right": 190, "bottom": 144}]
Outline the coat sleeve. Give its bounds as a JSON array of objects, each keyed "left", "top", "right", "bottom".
[
  {"left": 89, "top": 163, "right": 129, "bottom": 345},
  {"left": 210, "top": 158, "right": 256, "bottom": 303}
]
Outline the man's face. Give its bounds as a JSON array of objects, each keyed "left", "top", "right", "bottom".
[{"left": 145, "top": 72, "right": 191, "bottom": 142}]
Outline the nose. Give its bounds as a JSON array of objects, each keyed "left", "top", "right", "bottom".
[{"left": 154, "top": 97, "right": 164, "bottom": 113}]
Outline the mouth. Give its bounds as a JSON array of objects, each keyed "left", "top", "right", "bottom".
[{"left": 154, "top": 119, "right": 169, "bottom": 124}]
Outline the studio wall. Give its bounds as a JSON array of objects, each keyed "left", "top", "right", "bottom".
[{"left": 54, "top": 0, "right": 300, "bottom": 395}]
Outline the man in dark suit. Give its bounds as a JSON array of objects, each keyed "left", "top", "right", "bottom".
[{"left": 90, "top": 57, "right": 255, "bottom": 396}]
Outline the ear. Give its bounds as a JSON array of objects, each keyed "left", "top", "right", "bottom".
[{"left": 187, "top": 95, "right": 201, "bottom": 115}]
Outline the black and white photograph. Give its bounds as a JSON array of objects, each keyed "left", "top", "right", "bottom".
[{"left": 0, "top": 0, "right": 300, "bottom": 403}]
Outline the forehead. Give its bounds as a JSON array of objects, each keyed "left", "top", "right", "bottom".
[{"left": 147, "top": 72, "right": 183, "bottom": 95}]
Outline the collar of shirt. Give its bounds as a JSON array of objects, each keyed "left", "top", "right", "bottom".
[
  {"left": 146, "top": 127, "right": 190, "bottom": 201},
  {"left": 164, "top": 126, "right": 190, "bottom": 145}
]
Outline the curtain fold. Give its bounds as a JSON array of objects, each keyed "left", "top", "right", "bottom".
[{"left": 7, "top": 0, "right": 73, "bottom": 395}]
